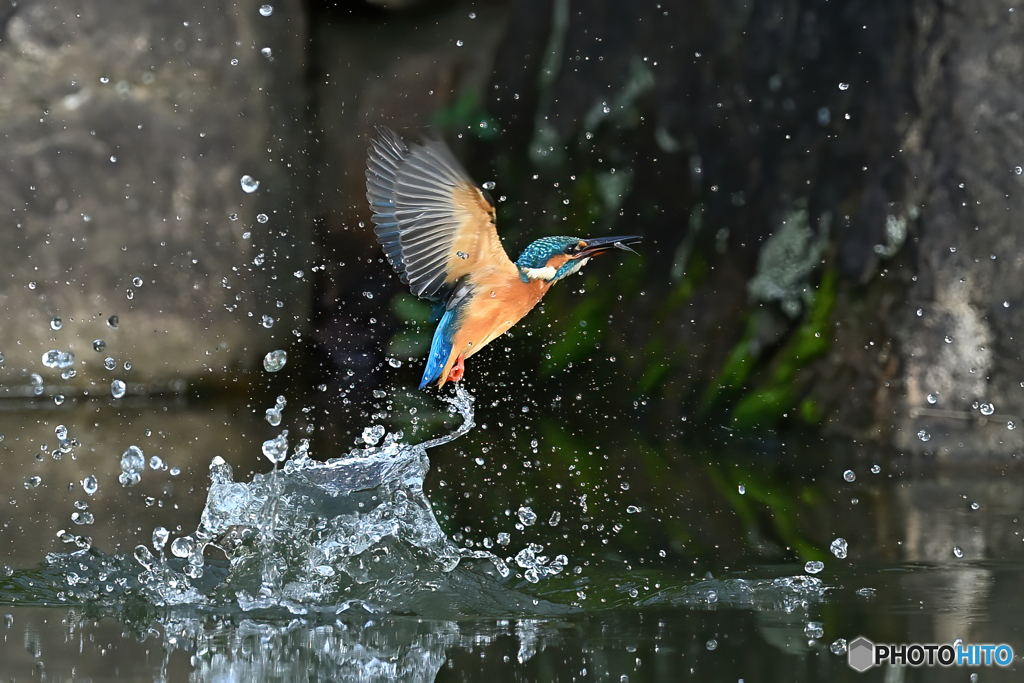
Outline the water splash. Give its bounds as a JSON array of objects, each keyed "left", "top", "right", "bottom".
[
  {"left": 1, "top": 386, "right": 580, "bottom": 620},
  {"left": 122, "top": 385, "right": 572, "bottom": 614}
]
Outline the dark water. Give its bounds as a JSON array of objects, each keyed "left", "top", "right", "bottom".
[
  {"left": 1, "top": 562, "right": 1022, "bottom": 681},
  {"left": 1, "top": 389, "right": 1023, "bottom": 682}
]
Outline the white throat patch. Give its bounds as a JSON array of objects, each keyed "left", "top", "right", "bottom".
[
  {"left": 522, "top": 266, "right": 558, "bottom": 281},
  {"left": 560, "top": 257, "right": 589, "bottom": 279}
]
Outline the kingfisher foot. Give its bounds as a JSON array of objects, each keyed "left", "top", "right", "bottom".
[{"left": 447, "top": 355, "right": 465, "bottom": 383}]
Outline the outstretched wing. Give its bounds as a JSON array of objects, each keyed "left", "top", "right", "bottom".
[{"left": 365, "top": 126, "right": 513, "bottom": 303}]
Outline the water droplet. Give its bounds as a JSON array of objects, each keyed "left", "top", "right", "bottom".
[
  {"left": 126, "top": 289, "right": 134, "bottom": 300},
  {"left": 259, "top": 4, "right": 273, "bottom": 16},
  {"left": 953, "top": 546, "right": 963, "bottom": 558},
  {"left": 111, "top": 379, "right": 126, "bottom": 398},
  {"left": 361, "top": 425, "right": 385, "bottom": 446},
  {"left": 100, "top": 76, "right": 109, "bottom": 84},
  {"left": 626, "top": 505, "right": 642, "bottom": 514},
  {"left": 107, "top": 315, "right": 119, "bottom": 329},
  {"left": 230, "top": 58, "right": 239, "bottom": 66},
  {"left": 71, "top": 512, "right": 93, "bottom": 527},
  {"left": 927, "top": 393, "right": 937, "bottom": 404},
  {"left": 42, "top": 350, "right": 74, "bottom": 369},
  {"left": 456, "top": 251, "right": 469, "bottom": 260},
  {"left": 455, "top": 39, "right": 464, "bottom": 47},
  {"left": 944, "top": 335, "right": 953, "bottom": 344},
  {"left": 917, "top": 429, "right": 931, "bottom": 442},
  {"left": 870, "top": 464, "right": 881, "bottom": 475},
  {"left": 482, "top": 181, "right": 496, "bottom": 190},
  {"left": 24, "top": 476, "right": 42, "bottom": 489},
  {"left": 133, "top": 545, "right": 155, "bottom": 569},
  {"left": 50, "top": 317, "right": 62, "bottom": 331},
  {"left": 804, "top": 621, "right": 824, "bottom": 639},
  {"left": 737, "top": 484, "right": 746, "bottom": 495},
  {"left": 92, "top": 339, "right": 106, "bottom": 352},
  {"left": 152, "top": 527, "right": 169, "bottom": 552},
  {"left": 149, "top": 455, "right": 164, "bottom": 470},
  {"left": 496, "top": 532, "right": 511, "bottom": 546},
  {"left": 980, "top": 402, "right": 995, "bottom": 416},
  {"left": 240, "top": 175, "right": 260, "bottom": 193},
  {"left": 121, "top": 446, "right": 144, "bottom": 470},
  {"left": 706, "top": 639, "right": 717, "bottom": 651},
  {"left": 53, "top": 394, "right": 64, "bottom": 406},
  {"left": 830, "top": 538, "right": 848, "bottom": 559},
  {"left": 387, "top": 357, "right": 402, "bottom": 368},
  {"left": 170, "top": 537, "right": 195, "bottom": 559},
  {"left": 517, "top": 506, "right": 538, "bottom": 526},
  {"left": 263, "top": 349, "right": 287, "bottom": 372},
  {"left": 548, "top": 511, "right": 561, "bottom": 525},
  {"left": 1008, "top": 421, "right": 1016, "bottom": 431},
  {"left": 838, "top": 82, "right": 850, "bottom": 90},
  {"left": 119, "top": 445, "right": 144, "bottom": 487},
  {"left": 261, "top": 47, "right": 272, "bottom": 58},
  {"left": 82, "top": 475, "right": 98, "bottom": 496},
  {"left": 261, "top": 315, "right": 274, "bottom": 328},
  {"left": 262, "top": 430, "right": 289, "bottom": 463},
  {"left": 843, "top": 469, "right": 856, "bottom": 482},
  {"left": 804, "top": 560, "right": 824, "bottom": 574},
  {"left": 256, "top": 213, "right": 269, "bottom": 224},
  {"left": 831, "top": 638, "right": 848, "bottom": 655}
]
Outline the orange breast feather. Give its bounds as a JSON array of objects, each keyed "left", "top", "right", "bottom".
[{"left": 438, "top": 274, "right": 550, "bottom": 382}]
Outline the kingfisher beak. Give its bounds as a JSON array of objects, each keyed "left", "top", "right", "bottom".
[{"left": 576, "top": 235, "right": 642, "bottom": 259}]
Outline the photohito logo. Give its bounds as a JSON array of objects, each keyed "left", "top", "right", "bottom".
[{"left": 848, "top": 637, "right": 1014, "bottom": 672}]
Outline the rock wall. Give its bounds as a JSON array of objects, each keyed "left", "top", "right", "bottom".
[{"left": 0, "top": 0, "right": 311, "bottom": 397}]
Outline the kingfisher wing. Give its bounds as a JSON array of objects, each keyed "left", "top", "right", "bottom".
[{"left": 366, "top": 126, "right": 512, "bottom": 303}]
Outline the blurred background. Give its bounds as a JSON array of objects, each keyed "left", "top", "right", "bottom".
[
  {"left": 2, "top": 0, "right": 1024, "bottom": 613},
  {"left": 5, "top": 0, "right": 1024, "bottom": 680}
]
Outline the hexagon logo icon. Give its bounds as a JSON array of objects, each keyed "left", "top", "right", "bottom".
[{"left": 848, "top": 637, "right": 875, "bottom": 672}]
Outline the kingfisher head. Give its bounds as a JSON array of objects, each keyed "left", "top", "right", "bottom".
[{"left": 516, "top": 235, "right": 641, "bottom": 283}]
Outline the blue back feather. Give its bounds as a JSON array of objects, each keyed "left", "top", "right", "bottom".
[{"left": 420, "top": 307, "right": 458, "bottom": 389}]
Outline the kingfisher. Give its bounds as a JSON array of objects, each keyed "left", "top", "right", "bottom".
[{"left": 365, "top": 126, "right": 640, "bottom": 389}]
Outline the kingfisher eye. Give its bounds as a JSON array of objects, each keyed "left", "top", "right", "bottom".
[{"left": 566, "top": 242, "right": 583, "bottom": 255}]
